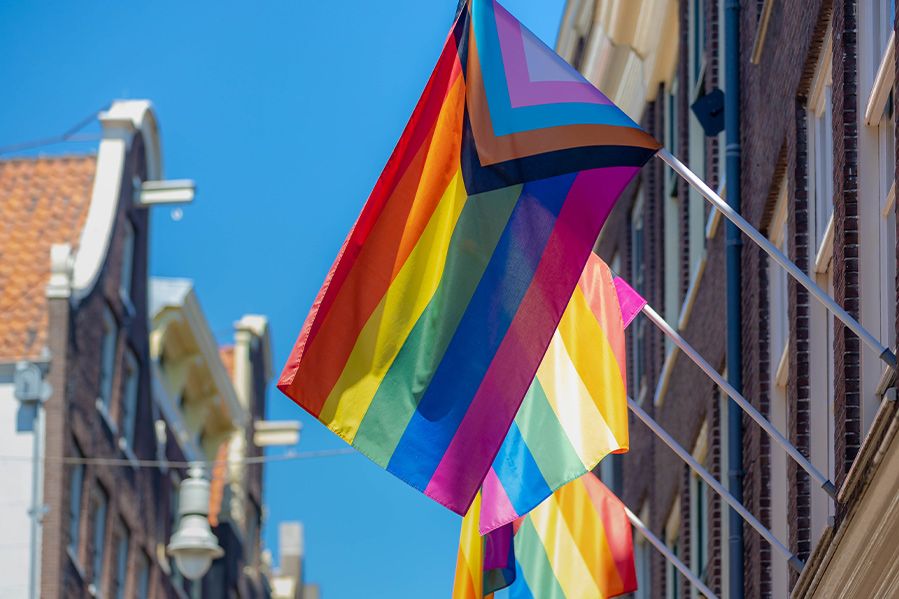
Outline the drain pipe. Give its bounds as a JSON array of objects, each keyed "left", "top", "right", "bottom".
[{"left": 724, "top": 0, "right": 745, "bottom": 596}]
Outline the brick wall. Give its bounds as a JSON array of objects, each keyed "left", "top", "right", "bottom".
[
  {"left": 41, "top": 134, "right": 182, "bottom": 599},
  {"left": 831, "top": 0, "right": 863, "bottom": 502}
]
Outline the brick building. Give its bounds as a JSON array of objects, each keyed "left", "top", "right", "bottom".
[
  {"left": 558, "top": 1, "right": 898, "bottom": 597},
  {"left": 0, "top": 100, "right": 278, "bottom": 598}
]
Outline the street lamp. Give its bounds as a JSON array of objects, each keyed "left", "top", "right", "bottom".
[{"left": 168, "top": 465, "right": 224, "bottom": 580}]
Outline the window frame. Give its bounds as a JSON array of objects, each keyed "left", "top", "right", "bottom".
[
  {"left": 90, "top": 485, "right": 109, "bottom": 595},
  {"left": 98, "top": 306, "right": 119, "bottom": 414},
  {"left": 807, "top": 26, "right": 835, "bottom": 258},
  {"left": 113, "top": 524, "right": 130, "bottom": 599},
  {"left": 120, "top": 346, "right": 140, "bottom": 451}
]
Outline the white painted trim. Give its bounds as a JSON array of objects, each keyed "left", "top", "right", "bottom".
[
  {"left": 678, "top": 249, "right": 708, "bottom": 330},
  {"left": 775, "top": 341, "right": 790, "bottom": 388},
  {"left": 884, "top": 181, "right": 896, "bottom": 218},
  {"left": 864, "top": 31, "right": 895, "bottom": 127},
  {"left": 814, "top": 213, "right": 835, "bottom": 275},
  {"left": 653, "top": 346, "right": 680, "bottom": 408},
  {"left": 138, "top": 180, "right": 195, "bottom": 207},
  {"left": 71, "top": 101, "right": 163, "bottom": 304}
]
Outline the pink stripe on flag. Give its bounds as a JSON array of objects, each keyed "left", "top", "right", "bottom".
[
  {"left": 613, "top": 276, "right": 647, "bottom": 329},
  {"left": 480, "top": 466, "right": 519, "bottom": 535},
  {"left": 424, "top": 167, "right": 640, "bottom": 512}
]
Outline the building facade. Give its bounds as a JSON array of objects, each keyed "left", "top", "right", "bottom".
[
  {"left": 0, "top": 100, "right": 279, "bottom": 598},
  {"left": 558, "top": 1, "right": 898, "bottom": 597}
]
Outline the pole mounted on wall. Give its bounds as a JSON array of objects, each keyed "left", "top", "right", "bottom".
[
  {"left": 625, "top": 506, "right": 719, "bottom": 599},
  {"left": 658, "top": 148, "right": 898, "bottom": 370},
  {"left": 627, "top": 398, "right": 805, "bottom": 574},
  {"left": 641, "top": 304, "right": 837, "bottom": 499}
]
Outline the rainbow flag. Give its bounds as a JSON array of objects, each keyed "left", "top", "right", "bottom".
[
  {"left": 278, "top": 0, "right": 659, "bottom": 515},
  {"left": 454, "top": 474, "right": 638, "bottom": 599},
  {"left": 453, "top": 493, "right": 515, "bottom": 599},
  {"left": 479, "top": 254, "right": 630, "bottom": 534}
]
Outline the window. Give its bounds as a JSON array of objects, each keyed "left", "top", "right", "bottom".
[
  {"left": 135, "top": 551, "right": 150, "bottom": 599},
  {"left": 99, "top": 307, "right": 118, "bottom": 410},
  {"left": 665, "top": 79, "right": 680, "bottom": 194},
  {"left": 767, "top": 178, "right": 791, "bottom": 597},
  {"left": 666, "top": 536, "right": 681, "bottom": 599},
  {"left": 631, "top": 193, "right": 648, "bottom": 399},
  {"left": 121, "top": 348, "right": 140, "bottom": 449},
  {"left": 634, "top": 519, "right": 652, "bottom": 599},
  {"left": 666, "top": 501, "right": 682, "bottom": 599},
  {"left": 112, "top": 525, "right": 129, "bottom": 599},
  {"left": 68, "top": 446, "right": 86, "bottom": 559},
  {"left": 91, "top": 486, "right": 109, "bottom": 592},
  {"left": 687, "top": 0, "right": 708, "bottom": 278},
  {"left": 807, "top": 29, "right": 834, "bottom": 254},
  {"left": 689, "top": 424, "right": 709, "bottom": 596},
  {"left": 119, "top": 219, "right": 135, "bottom": 307}
]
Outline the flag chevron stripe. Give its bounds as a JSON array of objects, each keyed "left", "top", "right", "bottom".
[
  {"left": 474, "top": 0, "right": 641, "bottom": 136},
  {"left": 279, "top": 0, "right": 660, "bottom": 517},
  {"left": 352, "top": 182, "right": 523, "bottom": 465}
]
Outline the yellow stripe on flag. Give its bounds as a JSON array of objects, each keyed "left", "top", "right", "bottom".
[
  {"left": 536, "top": 328, "right": 620, "bottom": 468},
  {"left": 555, "top": 479, "right": 626, "bottom": 596},
  {"left": 453, "top": 493, "right": 493, "bottom": 599},
  {"left": 556, "top": 282, "right": 629, "bottom": 450},
  {"left": 529, "top": 491, "right": 602, "bottom": 598},
  {"left": 319, "top": 168, "right": 468, "bottom": 438}
]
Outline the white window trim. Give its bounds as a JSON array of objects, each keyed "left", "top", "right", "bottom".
[
  {"left": 807, "top": 32, "right": 835, "bottom": 259},
  {"left": 814, "top": 213, "right": 835, "bottom": 274},
  {"left": 864, "top": 32, "right": 895, "bottom": 126},
  {"left": 678, "top": 249, "right": 708, "bottom": 330},
  {"left": 884, "top": 180, "right": 896, "bottom": 218},
  {"left": 653, "top": 347, "right": 680, "bottom": 407},
  {"left": 775, "top": 340, "right": 791, "bottom": 388}
]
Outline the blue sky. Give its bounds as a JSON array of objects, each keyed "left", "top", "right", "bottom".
[{"left": 0, "top": 1, "right": 565, "bottom": 596}]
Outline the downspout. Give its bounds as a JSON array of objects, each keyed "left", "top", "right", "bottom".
[{"left": 724, "top": 0, "right": 744, "bottom": 596}]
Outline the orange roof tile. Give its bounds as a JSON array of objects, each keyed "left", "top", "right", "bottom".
[
  {"left": 219, "top": 345, "right": 235, "bottom": 379},
  {"left": 0, "top": 155, "right": 97, "bottom": 361}
]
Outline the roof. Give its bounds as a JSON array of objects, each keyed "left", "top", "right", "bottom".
[{"left": 0, "top": 156, "right": 97, "bottom": 361}]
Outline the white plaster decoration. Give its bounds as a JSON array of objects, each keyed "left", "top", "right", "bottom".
[
  {"left": 46, "top": 243, "right": 74, "bottom": 299},
  {"left": 71, "top": 100, "right": 162, "bottom": 304}
]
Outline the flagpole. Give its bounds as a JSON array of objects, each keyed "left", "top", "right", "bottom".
[
  {"left": 624, "top": 506, "right": 719, "bottom": 599},
  {"left": 657, "top": 148, "right": 898, "bottom": 371},
  {"left": 641, "top": 303, "right": 838, "bottom": 499},
  {"left": 627, "top": 398, "right": 805, "bottom": 573}
]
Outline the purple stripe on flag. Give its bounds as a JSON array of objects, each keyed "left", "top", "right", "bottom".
[{"left": 613, "top": 276, "right": 647, "bottom": 329}]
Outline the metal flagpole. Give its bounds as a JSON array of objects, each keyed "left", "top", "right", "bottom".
[
  {"left": 641, "top": 303, "right": 838, "bottom": 499},
  {"left": 657, "top": 148, "right": 898, "bottom": 370},
  {"left": 625, "top": 506, "right": 719, "bottom": 599},
  {"left": 627, "top": 398, "right": 805, "bottom": 573}
]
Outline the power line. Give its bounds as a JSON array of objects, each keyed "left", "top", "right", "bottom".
[
  {"left": 0, "top": 447, "right": 357, "bottom": 469},
  {"left": 0, "top": 107, "right": 105, "bottom": 156}
]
